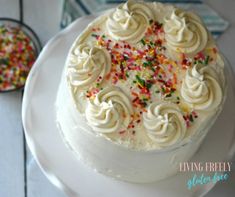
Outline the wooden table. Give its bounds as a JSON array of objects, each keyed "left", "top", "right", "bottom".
[{"left": 0, "top": 0, "right": 235, "bottom": 196}]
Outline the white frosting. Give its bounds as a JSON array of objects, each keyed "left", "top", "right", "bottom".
[
  {"left": 107, "top": 0, "right": 154, "bottom": 43},
  {"left": 56, "top": 71, "right": 210, "bottom": 183},
  {"left": 143, "top": 102, "right": 186, "bottom": 147},
  {"left": 181, "top": 64, "right": 223, "bottom": 110},
  {"left": 85, "top": 86, "right": 133, "bottom": 133},
  {"left": 56, "top": 0, "right": 226, "bottom": 183},
  {"left": 67, "top": 43, "right": 111, "bottom": 88},
  {"left": 63, "top": 2, "right": 225, "bottom": 150},
  {"left": 164, "top": 8, "right": 208, "bottom": 54}
]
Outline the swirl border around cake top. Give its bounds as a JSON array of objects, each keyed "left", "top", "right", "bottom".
[
  {"left": 64, "top": 0, "right": 226, "bottom": 150},
  {"left": 85, "top": 86, "right": 134, "bottom": 133},
  {"left": 143, "top": 102, "right": 187, "bottom": 147},
  {"left": 106, "top": 0, "right": 154, "bottom": 43},
  {"left": 67, "top": 43, "right": 111, "bottom": 88},
  {"left": 181, "top": 63, "right": 223, "bottom": 111},
  {"left": 163, "top": 8, "right": 208, "bottom": 55}
]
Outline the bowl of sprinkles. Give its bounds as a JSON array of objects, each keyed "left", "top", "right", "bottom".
[{"left": 0, "top": 18, "right": 41, "bottom": 92}]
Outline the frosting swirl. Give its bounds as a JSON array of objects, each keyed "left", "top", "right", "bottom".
[
  {"left": 107, "top": 0, "right": 154, "bottom": 43},
  {"left": 164, "top": 8, "right": 208, "bottom": 54},
  {"left": 85, "top": 86, "right": 133, "bottom": 133},
  {"left": 181, "top": 64, "right": 222, "bottom": 110},
  {"left": 143, "top": 102, "right": 186, "bottom": 147},
  {"left": 68, "top": 44, "right": 111, "bottom": 88}
]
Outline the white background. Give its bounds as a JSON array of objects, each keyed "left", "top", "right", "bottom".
[{"left": 0, "top": 0, "right": 235, "bottom": 197}]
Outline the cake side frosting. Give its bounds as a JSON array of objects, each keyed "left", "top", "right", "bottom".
[{"left": 63, "top": 0, "right": 226, "bottom": 150}]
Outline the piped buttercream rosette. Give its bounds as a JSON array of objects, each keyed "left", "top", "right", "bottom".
[
  {"left": 85, "top": 86, "right": 134, "bottom": 133},
  {"left": 67, "top": 43, "right": 111, "bottom": 88},
  {"left": 107, "top": 0, "right": 154, "bottom": 43},
  {"left": 164, "top": 8, "right": 208, "bottom": 55},
  {"left": 181, "top": 64, "right": 223, "bottom": 111},
  {"left": 143, "top": 102, "right": 187, "bottom": 147}
]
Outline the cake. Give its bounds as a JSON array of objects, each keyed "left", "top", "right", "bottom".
[{"left": 56, "top": 0, "right": 226, "bottom": 183}]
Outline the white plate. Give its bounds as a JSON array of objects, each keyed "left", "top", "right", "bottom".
[{"left": 22, "top": 15, "right": 235, "bottom": 197}]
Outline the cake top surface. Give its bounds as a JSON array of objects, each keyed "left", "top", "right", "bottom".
[{"left": 65, "top": 0, "right": 225, "bottom": 150}]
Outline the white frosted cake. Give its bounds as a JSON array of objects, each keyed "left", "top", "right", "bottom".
[{"left": 56, "top": 0, "right": 226, "bottom": 183}]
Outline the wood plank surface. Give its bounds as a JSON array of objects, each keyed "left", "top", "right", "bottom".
[{"left": 0, "top": 92, "right": 25, "bottom": 197}]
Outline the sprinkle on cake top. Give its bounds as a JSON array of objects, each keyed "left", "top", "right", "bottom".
[{"left": 66, "top": 0, "right": 225, "bottom": 149}]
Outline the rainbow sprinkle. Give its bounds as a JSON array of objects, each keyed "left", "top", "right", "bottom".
[
  {"left": 86, "top": 19, "right": 218, "bottom": 131},
  {"left": 0, "top": 24, "right": 37, "bottom": 91}
]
